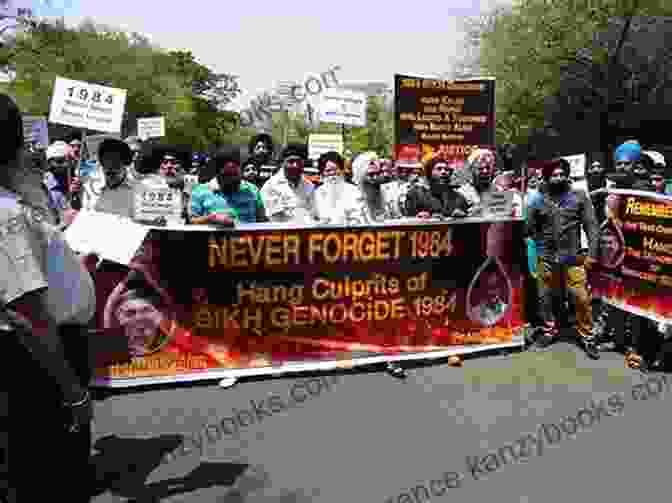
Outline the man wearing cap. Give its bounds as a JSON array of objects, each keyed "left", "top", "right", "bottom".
[
  {"left": 44, "top": 141, "right": 83, "bottom": 224},
  {"left": 190, "top": 146, "right": 267, "bottom": 225},
  {"left": 261, "top": 143, "right": 318, "bottom": 224}
]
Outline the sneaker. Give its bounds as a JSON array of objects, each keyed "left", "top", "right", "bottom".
[
  {"left": 531, "top": 331, "right": 554, "bottom": 350},
  {"left": 582, "top": 338, "right": 601, "bottom": 360},
  {"left": 218, "top": 377, "right": 238, "bottom": 388},
  {"left": 597, "top": 341, "right": 616, "bottom": 351},
  {"left": 385, "top": 362, "right": 406, "bottom": 379}
]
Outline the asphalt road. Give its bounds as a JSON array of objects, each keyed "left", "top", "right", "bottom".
[{"left": 90, "top": 342, "right": 671, "bottom": 503}]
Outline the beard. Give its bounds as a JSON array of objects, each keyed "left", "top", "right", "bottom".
[
  {"left": 608, "top": 172, "right": 635, "bottom": 188},
  {"left": 587, "top": 174, "right": 605, "bottom": 191},
  {"left": 548, "top": 179, "right": 569, "bottom": 193},
  {"left": 217, "top": 176, "right": 241, "bottom": 192},
  {"left": 322, "top": 175, "right": 345, "bottom": 202}
]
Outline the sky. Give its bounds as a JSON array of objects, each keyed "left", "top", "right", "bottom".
[{"left": 19, "top": 0, "right": 508, "bottom": 110}]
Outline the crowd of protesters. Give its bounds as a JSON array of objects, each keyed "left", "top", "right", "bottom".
[
  {"left": 525, "top": 141, "right": 672, "bottom": 372},
  {"left": 3, "top": 89, "right": 672, "bottom": 502}
]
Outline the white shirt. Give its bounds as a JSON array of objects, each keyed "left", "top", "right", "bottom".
[
  {"left": 314, "top": 178, "right": 368, "bottom": 225},
  {"left": 260, "top": 170, "right": 317, "bottom": 224},
  {"left": 0, "top": 188, "right": 95, "bottom": 325}
]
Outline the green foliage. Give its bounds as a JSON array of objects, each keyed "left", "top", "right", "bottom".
[
  {"left": 349, "top": 96, "right": 393, "bottom": 157},
  {"left": 1, "top": 18, "right": 241, "bottom": 149},
  {"left": 465, "top": 0, "right": 672, "bottom": 145}
]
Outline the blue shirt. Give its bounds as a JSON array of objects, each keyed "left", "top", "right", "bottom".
[{"left": 190, "top": 179, "right": 264, "bottom": 223}]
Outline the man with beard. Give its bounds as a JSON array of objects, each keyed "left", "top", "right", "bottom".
[
  {"left": 586, "top": 161, "right": 608, "bottom": 223},
  {"left": 597, "top": 143, "right": 664, "bottom": 369},
  {"left": 248, "top": 133, "right": 276, "bottom": 185},
  {"left": 352, "top": 152, "right": 396, "bottom": 221},
  {"left": 44, "top": 141, "right": 82, "bottom": 224},
  {"left": 526, "top": 158, "right": 600, "bottom": 358},
  {"left": 458, "top": 148, "right": 498, "bottom": 216},
  {"left": 642, "top": 151, "right": 667, "bottom": 194},
  {"left": 314, "top": 151, "right": 367, "bottom": 224},
  {"left": 136, "top": 146, "right": 193, "bottom": 224},
  {"left": 249, "top": 133, "right": 274, "bottom": 164},
  {"left": 242, "top": 157, "right": 261, "bottom": 187},
  {"left": 191, "top": 146, "right": 267, "bottom": 225},
  {"left": 92, "top": 139, "right": 136, "bottom": 218},
  {"left": 261, "top": 143, "right": 317, "bottom": 224},
  {"left": 403, "top": 157, "right": 468, "bottom": 218}
]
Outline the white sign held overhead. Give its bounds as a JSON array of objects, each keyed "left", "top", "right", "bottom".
[
  {"left": 563, "top": 154, "right": 586, "bottom": 179},
  {"left": 48, "top": 77, "right": 127, "bottom": 133},
  {"left": 318, "top": 88, "right": 367, "bottom": 127},
  {"left": 137, "top": 117, "right": 165, "bottom": 140},
  {"left": 0, "top": 0, "right": 32, "bottom": 18},
  {"left": 308, "top": 134, "right": 344, "bottom": 160}
]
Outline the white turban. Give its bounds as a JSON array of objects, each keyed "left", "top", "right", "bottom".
[
  {"left": 467, "top": 148, "right": 495, "bottom": 167},
  {"left": 46, "top": 141, "right": 70, "bottom": 160},
  {"left": 643, "top": 150, "right": 666, "bottom": 167},
  {"left": 351, "top": 152, "right": 379, "bottom": 187}
]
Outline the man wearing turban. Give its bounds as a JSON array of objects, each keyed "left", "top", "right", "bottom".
[{"left": 457, "top": 148, "right": 498, "bottom": 215}]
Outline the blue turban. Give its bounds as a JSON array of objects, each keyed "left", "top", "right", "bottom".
[{"left": 614, "top": 142, "right": 641, "bottom": 162}]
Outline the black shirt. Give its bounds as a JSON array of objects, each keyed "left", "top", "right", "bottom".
[{"left": 404, "top": 184, "right": 469, "bottom": 217}]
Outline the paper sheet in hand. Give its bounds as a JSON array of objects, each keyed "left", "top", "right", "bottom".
[{"left": 64, "top": 211, "right": 149, "bottom": 265}]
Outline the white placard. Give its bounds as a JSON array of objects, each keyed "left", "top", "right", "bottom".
[
  {"left": 48, "top": 77, "right": 127, "bottom": 133},
  {"left": 133, "top": 185, "right": 182, "bottom": 222},
  {"left": 137, "top": 116, "right": 165, "bottom": 140},
  {"left": 308, "top": 134, "right": 344, "bottom": 160},
  {"left": 482, "top": 191, "right": 514, "bottom": 217},
  {"left": 563, "top": 153, "right": 586, "bottom": 179},
  {"left": 64, "top": 211, "right": 149, "bottom": 265},
  {"left": 318, "top": 88, "right": 367, "bottom": 127},
  {"left": 0, "top": 1, "right": 32, "bottom": 18}
]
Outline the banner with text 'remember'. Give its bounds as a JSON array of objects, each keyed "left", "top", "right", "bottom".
[
  {"left": 394, "top": 75, "right": 495, "bottom": 166},
  {"left": 92, "top": 220, "right": 527, "bottom": 386},
  {"left": 590, "top": 189, "right": 672, "bottom": 322}
]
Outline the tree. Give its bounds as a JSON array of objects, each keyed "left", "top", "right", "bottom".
[
  {"left": 459, "top": 0, "right": 672, "bottom": 145},
  {"left": 547, "top": 14, "right": 672, "bottom": 162},
  {"left": 0, "top": 18, "right": 241, "bottom": 149}
]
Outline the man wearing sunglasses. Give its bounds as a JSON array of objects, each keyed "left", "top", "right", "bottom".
[{"left": 44, "top": 141, "right": 82, "bottom": 225}]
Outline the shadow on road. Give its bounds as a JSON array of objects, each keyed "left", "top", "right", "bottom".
[{"left": 90, "top": 434, "right": 248, "bottom": 501}]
